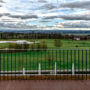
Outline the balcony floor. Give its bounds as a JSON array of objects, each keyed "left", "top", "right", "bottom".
[{"left": 0, "top": 80, "right": 90, "bottom": 90}]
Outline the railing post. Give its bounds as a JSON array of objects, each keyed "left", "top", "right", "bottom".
[
  {"left": 72, "top": 63, "right": 75, "bottom": 75},
  {"left": 38, "top": 63, "right": 41, "bottom": 75},
  {"left": 23, "top": 68, "right": 25, "bottom": 76},
  {"left": 55, "top": 62, "right": 57, "bottom": 75}
]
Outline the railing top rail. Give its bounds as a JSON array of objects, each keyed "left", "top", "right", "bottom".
[{"left": 0, "top": 49, "right": 89, "bottom": 50}]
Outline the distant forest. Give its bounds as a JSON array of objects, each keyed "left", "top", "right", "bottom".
[{"left": 0, "top": 32, "right": 90, "bottom": 40}]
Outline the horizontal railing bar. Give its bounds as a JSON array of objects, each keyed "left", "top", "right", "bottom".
[
  {"left": 0, "top": 74, "right": 90, "bottom": 76},
  {"left": 0, "top": 49, "right": 89, "bottom": 50},
  {"left": 0, "top": 69, "right": 90, "bottom": 72}
]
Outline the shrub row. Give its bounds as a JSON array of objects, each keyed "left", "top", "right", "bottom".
[{"left": 8, "top": 41, "right": 48, "bottom": 50}]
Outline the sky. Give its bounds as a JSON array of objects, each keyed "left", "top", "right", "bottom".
[{"left": 0, "top": 0, "right": 90, "bottom": 30}]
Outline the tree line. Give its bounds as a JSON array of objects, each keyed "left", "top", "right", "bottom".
[{"left": 0, "top": 32, "right": 89, "bottom": 40}]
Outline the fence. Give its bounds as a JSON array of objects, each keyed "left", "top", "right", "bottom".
[{"left": 0, "top": 49, "right": 90, "bottom": 80}]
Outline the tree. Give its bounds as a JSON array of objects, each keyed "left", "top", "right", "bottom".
[
  {"left": 14, "top": 44, "right": 23, "bottom": 49},
  {"left": 54, "top": 39, "right": 62, "bottom": 47},
  {"left": 30, "top": 44, "right": 35, "bottom": 51},
  {"left": 8, "top": 43, "right": 23, "bottom": 49},
  {"left": 23, "top": 43, "right": 29, "bottom": 49},
  {"left": 41, "top": 41, "right": 47, "bottom": 50},
  {"left": 8, "top": 43, "right": 15, "bottom": 49},
  {"left": 36, "top": 43, "right": 41, "bottom": 51}
]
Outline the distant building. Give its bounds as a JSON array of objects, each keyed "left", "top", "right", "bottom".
[{"left": 74, "top": 37, "right": 80, "bottom": 41}]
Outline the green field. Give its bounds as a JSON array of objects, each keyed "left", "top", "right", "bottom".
[
  {"left": 0, "top": 39, "right": 90, "bottom": 49},
  {"left": 0, "top": 39, "right": 90, "bottom": 71},
  {"left": 0, "top": 49, "right": 90, "bottom": 71}
]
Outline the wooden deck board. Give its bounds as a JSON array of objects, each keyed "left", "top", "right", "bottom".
[{"left": 0, "top": 80, "right": 90, "bottom": 90}]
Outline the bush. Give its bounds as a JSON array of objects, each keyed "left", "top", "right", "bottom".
[
  {"left": 30, "top": 44, "right": 35, "bottom": 50},
  {"left": 8, "top": 43, "right": 23, "bottom": 49},
  {"left": 35, "top": 41, "right": 48, "bottom": 51},
  {"left": 23, "top": 43, "right": 29, "bottom": 49},
  {"left": 75, "top": 45, "right": 78, "bottom": 47},
  {"left": 14, "top": 44, "right": 23, "bottom": 49},
  {"left": 8, "top": 43, "right": 16, "bottom": 49},
  {"left": 41, "top": 41, "right": 47, "bottom": 50},
  {"left": 54, "top": 39, "right": 62, "bottom": 47},
  {"left": 36, "top": 43, "right": 41, "bottom": 51}
]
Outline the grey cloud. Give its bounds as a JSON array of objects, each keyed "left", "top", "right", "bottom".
[
  {"left": 0, "top": 14, "right": 3, "bottom": 17},
  {"left": 3, "top": 13, "right": 10, "bottom": 16},
  {"left": 0, "top": 13, "right": 39, "bottom": 19},
  {"left": 1, "top": 19, "right": 17, "bottom": 22},
  {"left": 0, "top": 23, "right": 27, "bottom": 29},
  {"left": 0, "top": 22, "right": 38, "bottom": 29},
  {"left": 59, "top": 14, "right": 90, "bottom": 20},
  {"left": 60, "top": 1, "right": 90, "bottom": 9},
  {"left": 8, "top": 14, "right": 38, "bottom": 19},
  {"left": 43, "top": 12, "right": 90, "bottom": 21},
  {"left": 2, "top": 19, "right": 11, "bottom": 20},
  {"left": 0, "top": 13, "right": 10, "bottom": 17},
  {"left": 43, "top": 16, "right": 58, "bottom": 19},
  {"left": 2, "top": 21, "right": 17, "bottom": 22},
  {"left": 38, "top": 0, "right": 47, "bottom": 3},
  {"left": 59, "top": 21, "right": 90, "bottom": 28},
  {"left": 41, "top": 3, "right": 56, "bottom": 10},
  {"left": 40, "top": 20, "right": 50, "bottom": 22},
  {"left": 0, "top": 0, "right": 4, "bottom": 3}
]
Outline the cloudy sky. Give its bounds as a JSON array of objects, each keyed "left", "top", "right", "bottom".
[{"left": 0, "top": 0, "right": 90, "bottom": 30}]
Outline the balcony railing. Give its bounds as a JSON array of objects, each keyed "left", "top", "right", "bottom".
[{"left": 0, "top": 49, "right": 90, "bottom": 80}]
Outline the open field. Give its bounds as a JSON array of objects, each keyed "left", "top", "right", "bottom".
[
  {"left": 0, "top": 49, "right": 90, "bottom": 71},
  {"left": 0, "top": 39, "right": 90, "bottom": 71},
  {"left": 0, "top": 39, "right": 90, "bottom": 49}
]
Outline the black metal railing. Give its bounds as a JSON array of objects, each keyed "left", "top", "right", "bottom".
[{"left": 0, "top": 49, "right": 90, "bottom": 80}]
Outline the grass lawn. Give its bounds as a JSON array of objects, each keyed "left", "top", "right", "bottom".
[
  {"left": 0, "top": 39, "right": 90, "bottom": 71},
  {"left": 0, "top": 39, "right": 90, "bottom": 49},
  {"left": 0, "top": 50, "right": 90, "bottom": 71}
]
